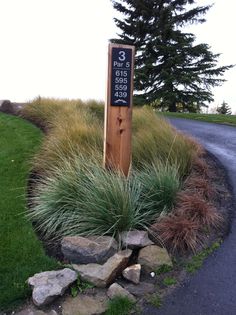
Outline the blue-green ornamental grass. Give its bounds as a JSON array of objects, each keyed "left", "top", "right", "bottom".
[
  {"left": 29, "top": 155, "right": 180, "bottom": 240},
  {"left": 137, "top": 162, "right": 180, "bottom": 210}
]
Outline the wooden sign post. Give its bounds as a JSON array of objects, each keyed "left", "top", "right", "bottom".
[{"left": 104, "top": 43, "right": 135, "bottom": 176}]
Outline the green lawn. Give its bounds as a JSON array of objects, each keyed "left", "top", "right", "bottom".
[
  {"left": 160, "top": 112, "right": 236, "bottom": 126},
  {"left": 0, "top": 113, "right": 58, "bottom": 311}
]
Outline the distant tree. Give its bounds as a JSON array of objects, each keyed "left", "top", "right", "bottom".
[
  {"left": 216, "top": 101, "right": 232, "bottom": 115},
  {"left": 111, "top": 0, "right": 233, "bottom": 112},
  {"left": 210, "top": 106, "right": 218, "bottom": 114}
]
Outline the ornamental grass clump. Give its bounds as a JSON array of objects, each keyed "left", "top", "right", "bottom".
[
  {"left": 29, "top": 156, "right": 180, "bottom": 240},
  {"left": 150, "top": 215, "right": 204, "bottom": 253},
  {"left": 136, "top": 162, "right": 180, "bottom": 211},
  {"left": 21, "top": 97, "right": 104, "bottom": 129},
  {"left": 32, "top": 106, "right": 103, "bottom": 174},
  {"left": 22, "top": 98, "right": 198, "bottom": 177},
  {"left": 132, "top": 108, "right": 198, "bottom": 177},
  {"left": 184, "top": 176, "right": 215, "bottom": 200},
  {"left": 175, "top": 192, "right": 223, "bottom": 228}
]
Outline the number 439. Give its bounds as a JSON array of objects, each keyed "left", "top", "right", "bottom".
[{"left": 115, "top": 91, "right": 127, "bottom": 98}]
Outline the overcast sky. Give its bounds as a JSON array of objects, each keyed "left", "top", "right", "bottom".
[{"left": 0, "top": 0, "right": 235, "bottom": 113}]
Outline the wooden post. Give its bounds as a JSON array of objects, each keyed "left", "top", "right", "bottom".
[{"left": 104, "top": 43, "right": 135, "bottom": 176}]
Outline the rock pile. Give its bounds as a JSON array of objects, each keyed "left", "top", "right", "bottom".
[{"left": 26, "top": 230, "right": 172, "bottom": 314}]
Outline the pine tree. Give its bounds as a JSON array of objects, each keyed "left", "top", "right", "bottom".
[
  {"left": 111, "top": 0, "right": 233, "bottom": 111},
  {"left": 216, "top": 101, "right": 232, "bottom": 115}
]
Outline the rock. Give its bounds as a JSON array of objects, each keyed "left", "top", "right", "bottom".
[
  {"left": 28, "top": 268, "right": 77, "bottom": 307},
  {"left": 0, "top": 100, "right": 23, "bottom": 115},
  {"left": 120, "top": 230, "right": 154, "bottom": 249},
  {"left": 73, "top": 249, "right": 132, "bottom": 288},
  {"left": 0, "top": 100, "right": 10, "bottom": 107},
  {"left": 138, "top": 245, "right": 172, "bottom": 273},
  {"left": 0, "top": 100, "right": 12, "bottom": 113},
  {"left": 123, "top": 282, "right": 156, "bottom": 297},
  {"left": 107, "top": 283, "right": 136, "bottom": 302},
  {"left": 62, "top": 292, "right": 108, "bottom": 315},
  {"left": 61, "top": 235, "right": 118, "bottom": 264},
  {"left": 122, "top": 264, "right": 141, "bottom": 284}
]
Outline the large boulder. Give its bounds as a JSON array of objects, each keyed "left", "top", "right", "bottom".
[
  {"left": 73, "top": 249, "right": 132, "bottom": 288},
  {"left": 107, "top": 283, "right": 136, "bottom": 302},
  {"left": 61, "top": 235, "right": 118, "bottom": 264},
  {"left": 28, "top": 268, "right": 77, "bottom": 307},
  {"left": 138, "top": 245, "right": 172, "bottom": 273},
  {"left": 120, "top": 230, "right": 154, "bottom": 249},
  {"left": 62, "top": 292, "right": 108, "bottom": 315},
  {"left": 122, "top": 264, "right": 141, "bottom": 284}
]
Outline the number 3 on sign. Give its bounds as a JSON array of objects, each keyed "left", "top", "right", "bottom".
[{"left": 119, "top": 51, "right": 126, "bottom": 61}]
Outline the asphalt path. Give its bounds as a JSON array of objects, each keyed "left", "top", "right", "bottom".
[{"left": 143, "top": 118, "right": 236, "bottom": 315}]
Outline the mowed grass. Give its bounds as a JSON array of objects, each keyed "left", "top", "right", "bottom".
[
  {"left": 0, "top": 113, "right": 58, "bottom": 311},
  {"left": 160, "top": 112, "right": 236, "bottom": 126}
]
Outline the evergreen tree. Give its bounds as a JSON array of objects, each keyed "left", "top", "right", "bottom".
[
  {"left": 111, "top": 0, "right": 233, "bottom": 111},
  {"left": 216, "top": 101, "right": 232, "bottom": 115}
]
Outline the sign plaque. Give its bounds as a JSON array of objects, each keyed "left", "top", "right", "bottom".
[
  {"left": 111, "top": 47, "right": 133, "bottom": 107},
  {"left": 104, "top": 43, "right": 135, "bottom": 176}
]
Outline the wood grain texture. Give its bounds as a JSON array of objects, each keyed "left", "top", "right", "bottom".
[{"left": 104, "top": 43, "right": 135, "bottom": 176}]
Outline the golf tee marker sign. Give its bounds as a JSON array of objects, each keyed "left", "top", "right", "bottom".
[{"left": 104, "top": 43, "right": 135, "bottom": 176}]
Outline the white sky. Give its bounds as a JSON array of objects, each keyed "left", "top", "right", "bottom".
[{"left": 0, "top": 0, "right": 235, "bottom": 113}]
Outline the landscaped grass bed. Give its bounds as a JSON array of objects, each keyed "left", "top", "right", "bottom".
[
  {"left": 22, "top": 98, "right": 200, "bottom": 241},
  {"left": 0, "top": 113, "right": 58, "bottom": 311},
  {"left": 22, "top": 98, "right": 224, "bottom": 254},
  {"left": 160, "top": 112, "right": 236, "bottom": 126}
]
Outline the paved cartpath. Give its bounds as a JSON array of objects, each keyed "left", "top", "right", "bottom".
[{"left": 143, "top": 118, "right": 236, "bottom": 315}]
